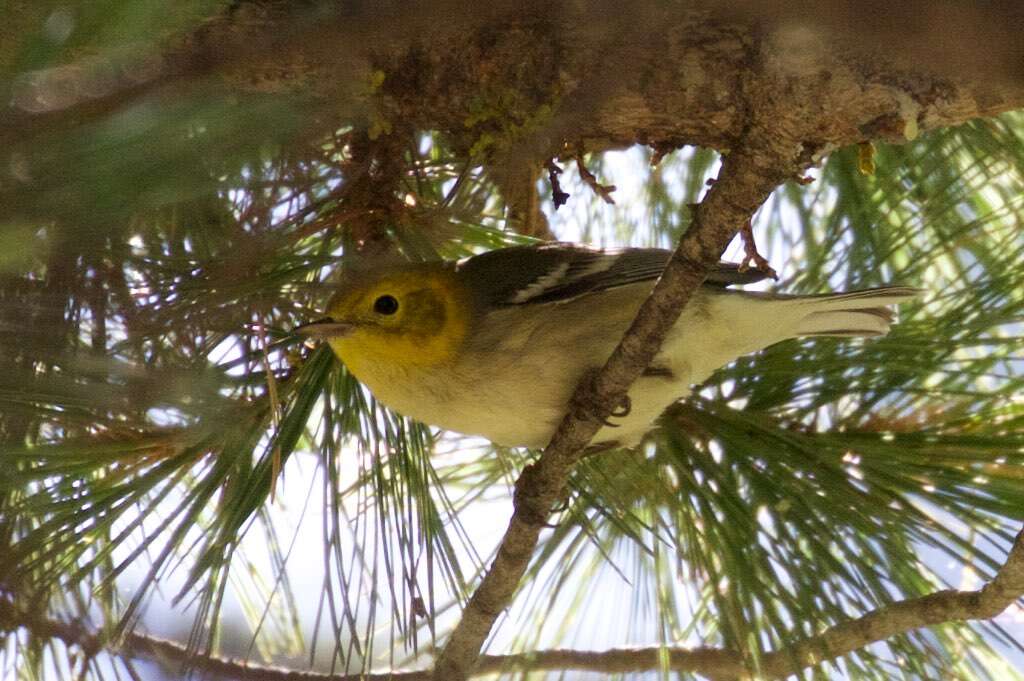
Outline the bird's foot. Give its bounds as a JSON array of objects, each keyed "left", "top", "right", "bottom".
[{"left": 572, "top": 368, "right": 632, "bottom": 428}]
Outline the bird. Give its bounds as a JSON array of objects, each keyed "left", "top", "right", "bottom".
[{"left": 296, "top": 243, "right": 919, "bottom": 449}]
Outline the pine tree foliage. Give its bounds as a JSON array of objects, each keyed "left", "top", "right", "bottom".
[{"left": 1, "top": 6, "right": 1023, "bottom": 681}]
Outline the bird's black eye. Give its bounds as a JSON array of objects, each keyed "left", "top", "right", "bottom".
[{"left": 373, "top": 294, "right": 399, "bottom": 315}]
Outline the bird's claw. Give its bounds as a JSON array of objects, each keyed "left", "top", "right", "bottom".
[
  {"left": 572, "top": 369, "right": 633, "bottom": 427},
  {"left": 597, "top": 394, "right": 632, "bottom": 427},
  {"left": 610, "top": 396, "right": 632, "bottom": 419},
  {"left": 541, "top": 493, "right": 573, "bottom": 527}
]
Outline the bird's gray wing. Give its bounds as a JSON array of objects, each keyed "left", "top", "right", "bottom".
[{"left": 457, "top": 243, "right": 767, "bottom": 307}]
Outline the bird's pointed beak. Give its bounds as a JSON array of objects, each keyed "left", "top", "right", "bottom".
[{"left": 293, "top": 317, "right": 355, "bottom": 339}]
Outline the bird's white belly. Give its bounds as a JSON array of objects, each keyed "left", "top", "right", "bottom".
[{"left": 372, "top": 348, "right": 692, "bottom": 449}]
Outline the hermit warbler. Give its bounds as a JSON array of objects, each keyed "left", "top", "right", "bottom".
[{"left": 298, "top": 244, "right": 918, "bottom": 448}]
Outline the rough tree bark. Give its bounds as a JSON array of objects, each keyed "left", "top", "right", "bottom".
[{"left": 6, "top": 2, "right": 1024, "bottom": 178}]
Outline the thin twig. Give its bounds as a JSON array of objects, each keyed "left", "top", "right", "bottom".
[
  {"left": 5, "top": 527, "right": 1021, "bottom": 680},
  {"left": 430, "top": 147, "right": 793, "bottom": 681},
  {"left": 758, "top": 525, "right": 1024, "bottom": 678},
  {"left": 574, "top": 153, "right": 616, "bottom": 204},
  {"left": 737, "top": 219, "right": 778, "bottom": 280}
]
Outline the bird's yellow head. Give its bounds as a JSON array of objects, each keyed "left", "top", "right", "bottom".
[{"left": 307, "top": 263, "right": 472, "bottom": 373}]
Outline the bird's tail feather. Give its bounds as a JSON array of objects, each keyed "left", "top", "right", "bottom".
[
  {"left": 677, "top": 286, "right": 919, "bottom": 387},
  {"left": 790, "top": 287, "right": 921, "bottom": 337}
]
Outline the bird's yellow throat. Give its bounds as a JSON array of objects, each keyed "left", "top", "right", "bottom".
[{"left": 326, "top": 267, "right": 471, "bottom": 375}]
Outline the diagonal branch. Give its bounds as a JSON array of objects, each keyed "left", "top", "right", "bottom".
[
  {"left": 430, "top": 147, "right": 795, "bottom": 681},
  {"left": 758, "top": 525, "right": 1024, "bottom": 678}
]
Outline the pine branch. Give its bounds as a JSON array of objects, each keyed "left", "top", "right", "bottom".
[
  {"left": 0, "top": 592, "right": 734, "bottom": 680},
  {"left": 758, "top": 525, "right": 1024, "bottom": 678},
  {"left": 4, "top": 525, "right": 1020, "bottom": 680},
  {"left": 430, "top": 147, "right": 795, "bottom": 680}
]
